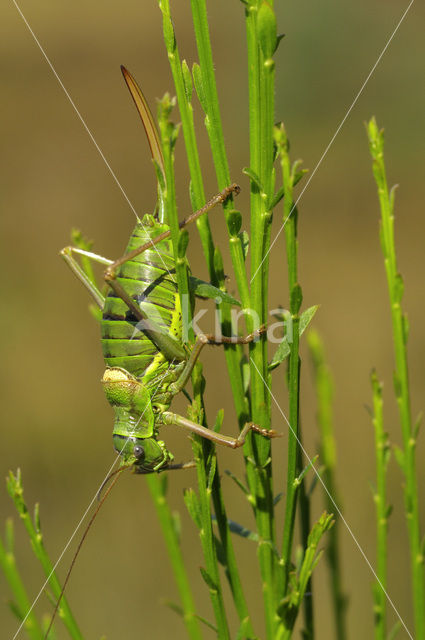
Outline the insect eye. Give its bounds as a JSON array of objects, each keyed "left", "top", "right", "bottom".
[{"left": 133, "top": 445, "right": 145, "bottom": 460}]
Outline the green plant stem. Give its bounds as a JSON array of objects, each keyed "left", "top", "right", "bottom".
[
  {"left": 0, "top": 519, "right": 45, "bottom": 640},
  {"left": 244, "top": 3, "right": 277, "bottom": 637},
  {"left": 277, "top": 513, "right": 334, "bottom": 639},
  {"left": 6, "top": 471, "right": 83, "bottom": 640},
  {"left": 158, "top": 0, "right": 250, "bottom": 420},
  {"left": 370, "top": 371, "right": 389, "bottom": 640},
  {"left": 158, "top": 95, "right": 194, "bottom": 342},
  {"left": 210, "top": 463, "right": 255, "bottom": 637},
  {"left": 158, "top": 0, "right": 212, "bottom": 269},
  {"left": 367, "top": 117, "right": 425, "bottom": 639},
  {"left": 297, "top": 421, "right": 314, "bottom": 639},
  {"left": 158, "top": 3, "right": 254, "bottom": 632},
  {"left": 274, "top": 123, "right": 303, "bottom": 601},
  {"left": 146, "top": 475, "right": 203, "bottom": 640},
  {"left": 307, "top": 330, "right": 347, "bottom": 640},
  {"left": 190, "top": 368, "right": 231, "bottom": 640}
]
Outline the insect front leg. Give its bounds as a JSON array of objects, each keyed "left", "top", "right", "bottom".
[
  {"left": 162, "top": 412, "right": 280, "bottom": 448},
  {"left": 167, "top": 325, "right": 267, "bottom": 396},
  {"left": 61, "top": 245, "right": 113, "bottom": 309}
]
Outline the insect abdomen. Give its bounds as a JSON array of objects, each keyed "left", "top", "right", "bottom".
[{"left": 101, "top": 215, "right": 181, "bottom": 378}]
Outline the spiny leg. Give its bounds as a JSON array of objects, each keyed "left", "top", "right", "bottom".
[
  {"left": 104, "top": 182, "right": 240, "bottom": 276},
  {"left": 162, "top": 412, "right": 280, "bottom": 448}
]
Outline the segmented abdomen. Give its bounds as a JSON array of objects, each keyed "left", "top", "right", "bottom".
[{"left": 101, "top": 214, "right": 181, "bottom": 379}]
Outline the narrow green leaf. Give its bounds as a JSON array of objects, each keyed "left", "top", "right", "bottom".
[
  {"left": 242, "top": 166, "right": 263, "bottom": 192},
  {"left": 192, "top": 62, "right": 207, "bottom": 112},
  {"left": 385, "top": 504, "right": 393, "bottom": 519},
  {"left": 257, "top": 1, "right": 277, "bottom": 58},
  {"left": 8, "top": 601, "right": 22, "bottom": 622},
  {"left": 269, "top": 305, "right": 319, "bottom": 370},
  {"left": 213, "top": 532, "right": 225, "bottom": 566},
  {"left": 290, "top": 283, "right": 303, "bottom": 314},
  {"left": 163, "top": 599, "right": 184, "bottom": 617},
  {"left": 227, "top": 209, "right": 242, "bottom": 237},
  {"left": 189, "top": 276, "right": 240, "bottom": 306},
  {"left": 213, "top": 408, "right": 224, "bottom": 433},
  {"left": 200, "top": 567, "right": 218, "bottom": 591},
  {"left": 414, "top": 411, "right": 423, "bottom": 439},
  {"left": 275, "top": 34, "right": 286, "bottom": 51},
  {"left": 268, "top": 186, "right": 285, "bottom": 210},
  {"left": 181, "top": 59, "right": 193, "bottom": 102},
  {"left": 293, "top": 168, "right": 308, "bottom": 187},
  {"left": 236, "top": 617, "right": 258, "bottom": 640},
  {"left": 387, "top": 621, "right": 402, "bottom": 640},
  {"left": 241, "top": 356, "right": 250, "bottom": 394},
  {"left": 213, "top": 247, "right": 224, "bottom": 281},
  {"left": 162, "top": 14, "right": 176, "bottom": 52},
  {"left": 194, "top": 614, "right": 218, "bottom": 633},
  {"left": 207, "top": 454, "right": 217, "bottom": 490},
  {"left": 295, "top": 455, "right": 319, "bottom": 486},
  {"left": 224, "top": 469, "right": 249, "bottom": 496},
  {"left": 238, "top": 230, "right": 250, "bottom": 261},
  {"left": 183, "top": 488, "right": 202, "bottom": 529},
  {"left": 393, "top": 445, "right": 405, "bottom": 472}
]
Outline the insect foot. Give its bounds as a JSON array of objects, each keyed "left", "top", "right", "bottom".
[{"left": 245, "top": 422, "right": 282, "bottom": 440}]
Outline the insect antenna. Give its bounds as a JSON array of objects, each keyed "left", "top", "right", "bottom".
[
  {"left": 44, "top": 465, "right": 129, "bottom": 639},
  {"left": 96, "top": 464, "right": 129, "bottom": 501}
]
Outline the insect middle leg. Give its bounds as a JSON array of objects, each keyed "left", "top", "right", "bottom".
[{"left": 167, "top": 325, "right": 267, "bottom": 396}]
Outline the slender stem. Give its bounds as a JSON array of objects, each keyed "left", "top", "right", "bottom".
[
  {"left": 0, "top": 519, "right": 45, "bottom": 640},
  {"left": 146, "top": 475, "right": 203, "bottom": 640},
  {"left": 190, "top": 367, "right": 231, "bottom": 640},
  {"left": 158, "top": 95, "right": 193, "bottom": 342},
  {"left": 367, "top": 118, "right": 425, "bottom": 639},
  {"left": 308, "top": 331, "right": 347, "bottom": 640},
  {"left": 210, "top": 467, "right": 255, "bottom": 637},
  {"left": 159, "top": 3, "right": 254, "bottom": 632},
  {"left": 370, "top": 371, "right": 389, "bottom": 640},
  {"left": 274, "top": 123, "right": 303, "bottom": 601},
  {"left": 245, "top": 3, "right": 277, "bottom": 637},
  {"left": 158, "top": 0, "right": 215, "bottom": 274},
  {"left": 297, "top": 420, "right": 315, "bottom": 639},
  {"left": 6, "top": 471, "right": 83, "bottom": 640},
  {"left": 189, "top": 0, "right": 250, "bottom": 309}
]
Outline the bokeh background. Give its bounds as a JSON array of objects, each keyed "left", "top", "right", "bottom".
[{"left": 2, "top": 1, "right": 424, "bottom": 638}]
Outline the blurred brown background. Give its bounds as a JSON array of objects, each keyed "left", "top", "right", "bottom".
[{"left": 2, "top": 1, "right": 424, "bottom": 638}]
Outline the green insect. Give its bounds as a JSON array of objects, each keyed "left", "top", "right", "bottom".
[{"left": 62, "top": 67, "right": 278, "bottom": 475}]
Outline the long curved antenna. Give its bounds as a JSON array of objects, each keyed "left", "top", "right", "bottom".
[
  {"left": 96, "top": 464, "right": 130, "bottom": 501},
  {"left": 44, "top": 467, "right": 128, "bottom": 639}
]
